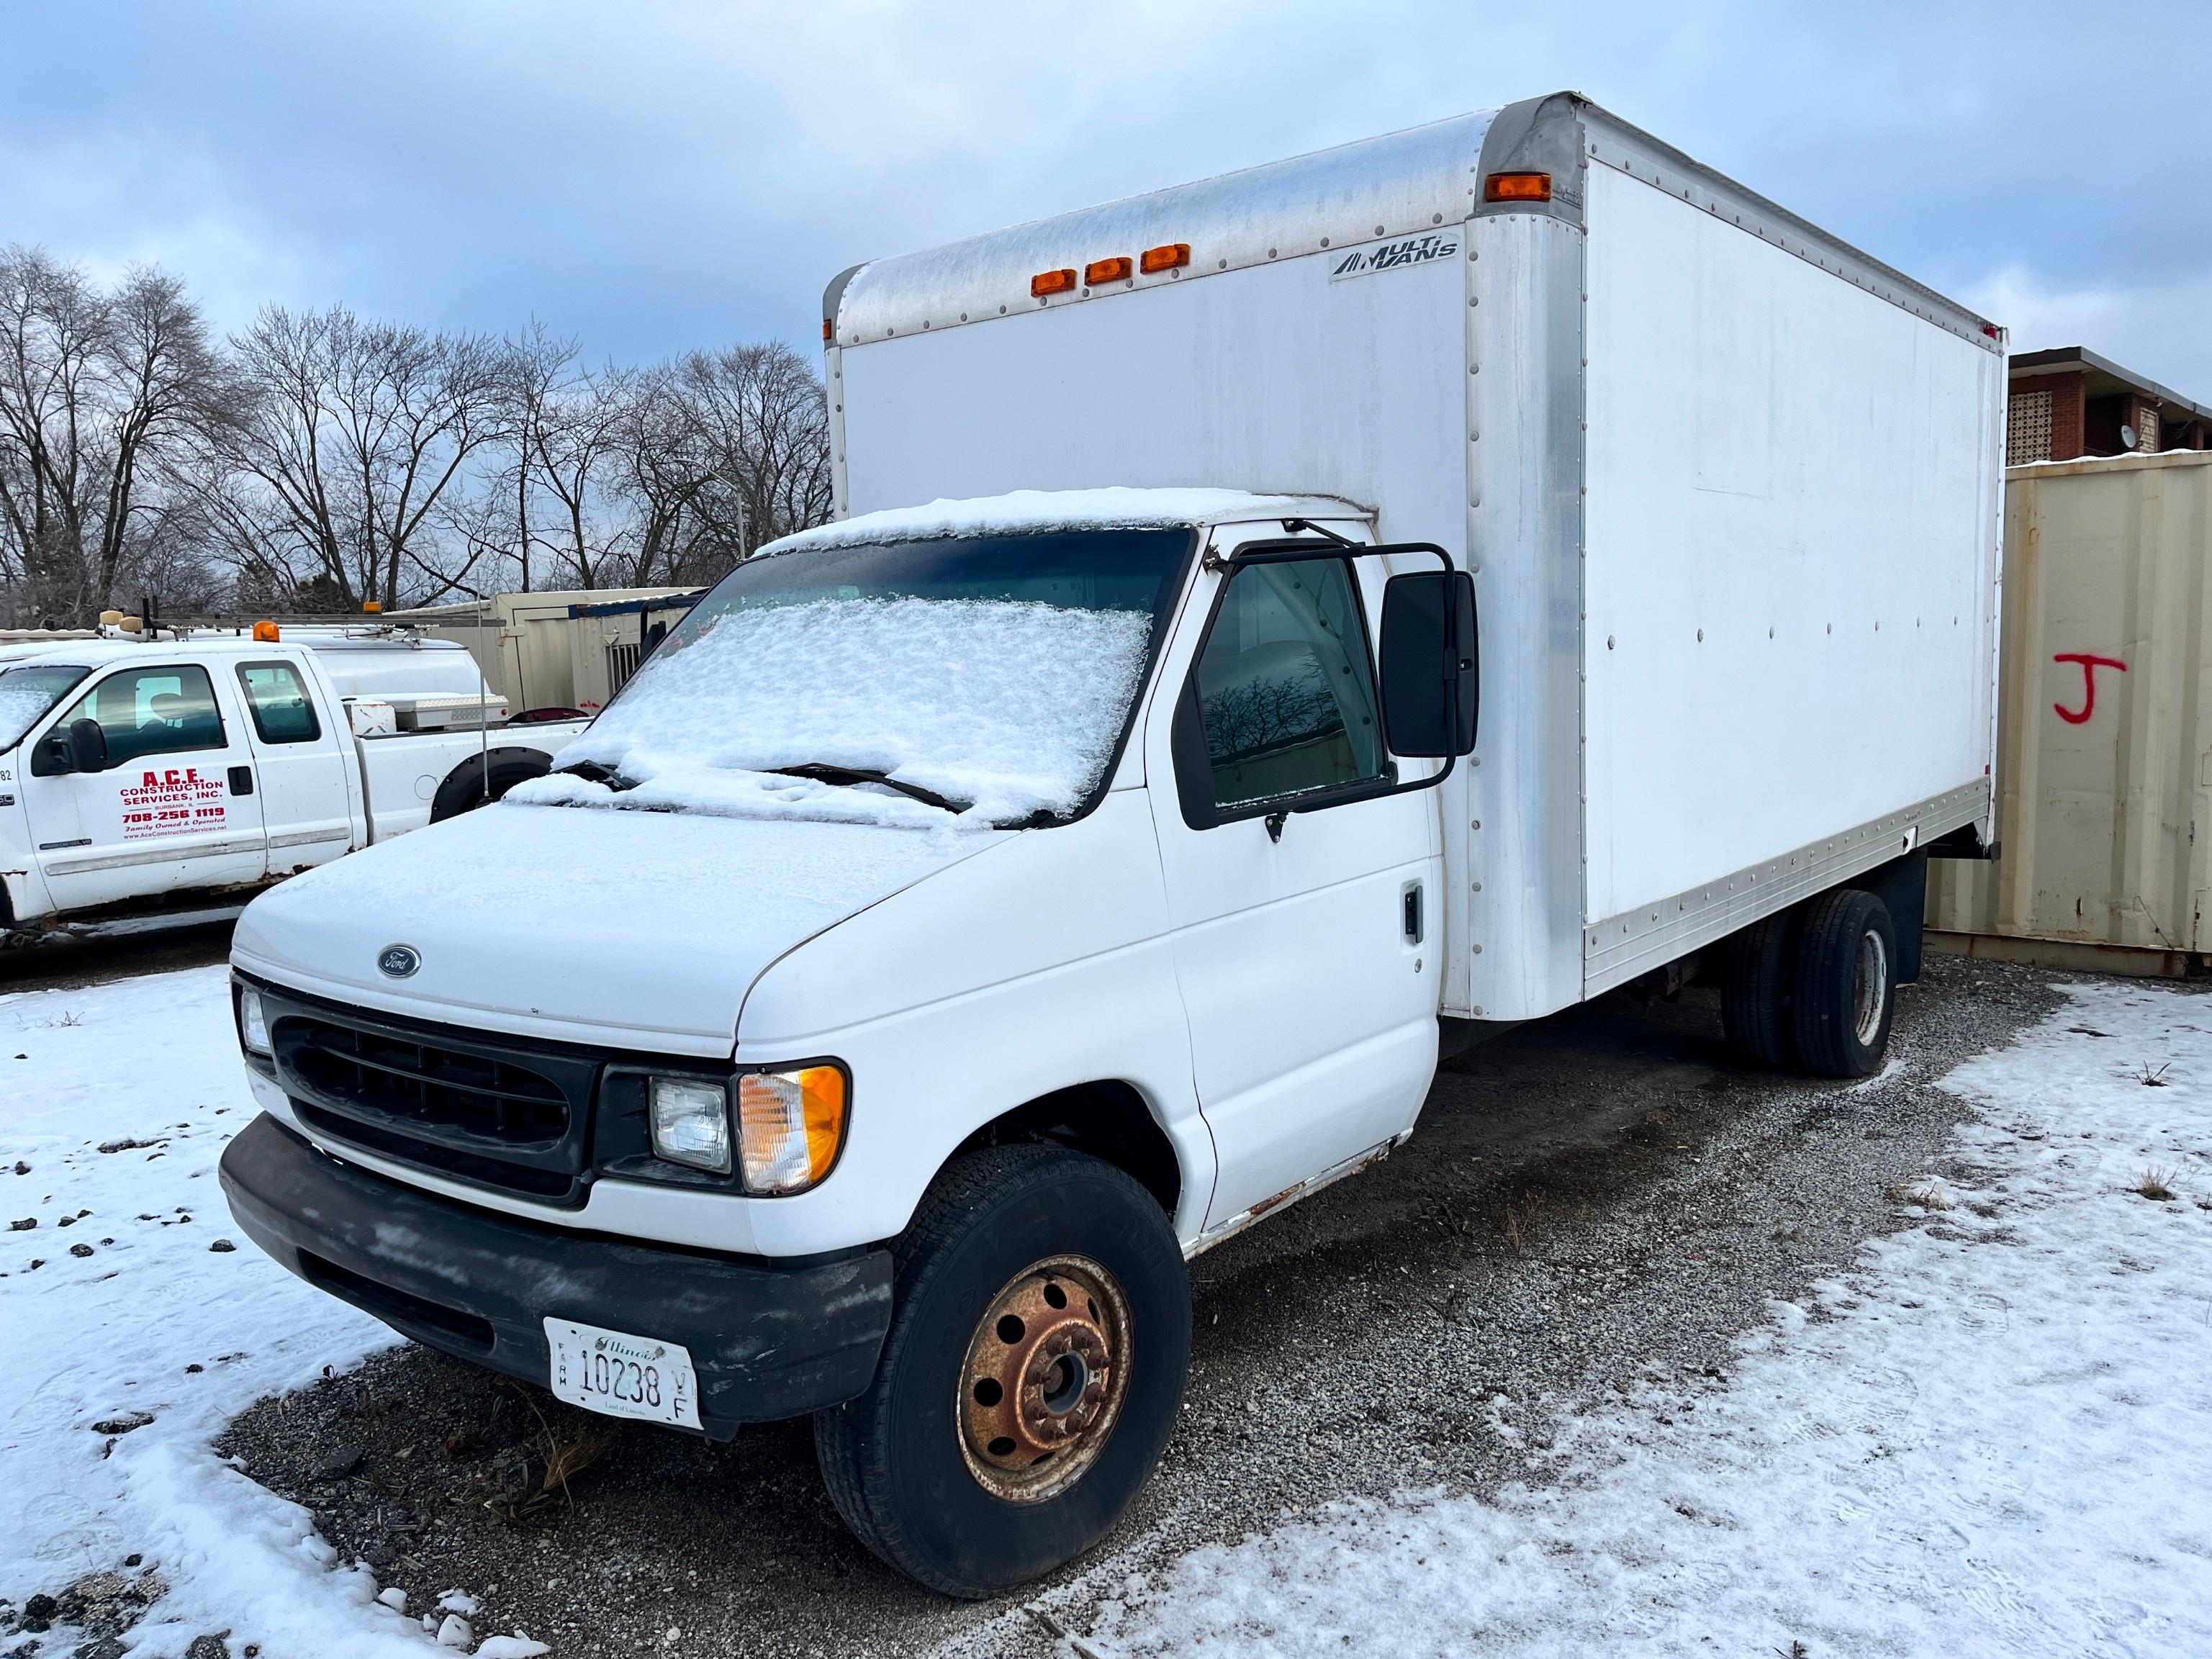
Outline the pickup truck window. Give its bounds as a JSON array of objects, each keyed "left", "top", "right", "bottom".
[
  {"left": 52, "top": 664, "right": 228, "bottom": 768},
  {"left": 236, "top": 661, "right": 322, "bottom": 743},
  {"left": 1194, "top": 556, "right": 1385, "bottom": 808},
  {"left": 0, "top": 663, "right": 91, "bottom": 751},
  {"left": 543, "top": 528, "right": 1193, "bottom": 828}
]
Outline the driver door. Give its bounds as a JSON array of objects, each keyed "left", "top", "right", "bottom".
[
  {"left": 23, "top": 662, "right": 268, "bottom": 913},
  {"left": 1144, "top": 530, "right": 1443, "bottom": 1234}
]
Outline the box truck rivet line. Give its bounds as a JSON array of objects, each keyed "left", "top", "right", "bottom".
[{"left": 217, "top": 90, "right": 2004, "bottom": 1599}]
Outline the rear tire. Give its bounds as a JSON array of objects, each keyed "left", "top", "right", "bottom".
[
  {"left": 1720, "top": 910, "right": 1795, "bottom": 1068},
  {"left": 1790, "top": 888, "right": 1896, "bottom": 1077},
  {"left": 813, "top": 1144, "right": 1190, "bottom": 1598}
]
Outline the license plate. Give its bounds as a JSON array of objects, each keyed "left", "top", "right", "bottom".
[{"left": 543, "top": 1317, "right": 701, "bottom": 1429}]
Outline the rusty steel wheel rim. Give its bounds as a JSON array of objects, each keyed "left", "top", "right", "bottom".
[{"left": 957, "top": 1254, "right": 1132, "bottom": 1504}]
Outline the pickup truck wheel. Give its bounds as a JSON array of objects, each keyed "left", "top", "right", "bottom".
[
  {"left": 1720, "top": 910, "right": 1795, "bottom": 1069},
  {"left": 1790, "top": 888, "right": 1896, "bottom": 1077},
  {"left": 813, "top": 1142, "right": 1190, "bottom": 1597}
]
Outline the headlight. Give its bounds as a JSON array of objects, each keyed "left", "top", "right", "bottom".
[
  {"left": 236, "top": 984, "right": 271, "bottom": 1057},
  {"left": 736, "top": 1064, "right": 849, "bottom": 1195},
  {"left": 649, "top": 1076, "right": 732, "bottom": 1174}
]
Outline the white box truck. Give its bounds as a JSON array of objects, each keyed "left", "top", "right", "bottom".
[{"left": 218, "top": 93, "right": 2003, "bottom": 1596}]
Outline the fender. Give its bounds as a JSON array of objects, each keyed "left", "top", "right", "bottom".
[{"left": 430, "top": 746, "right": 555, "bottom": 824}]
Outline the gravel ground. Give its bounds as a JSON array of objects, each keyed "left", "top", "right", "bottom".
[{"left": 215, "top": 951, "right": 2065, "bottom": 1658}]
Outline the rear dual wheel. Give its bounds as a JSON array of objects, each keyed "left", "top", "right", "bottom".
[
  {"left": 1722, "top": 887, "right": 1896, "bottom": 1078},
  {"left": 815, "top": 1143, "right": 1190, "bottom": 1598}
]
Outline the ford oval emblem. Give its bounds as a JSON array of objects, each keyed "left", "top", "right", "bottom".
[{"left": 377, "top": 944, "right": 421, "bottom": 980}]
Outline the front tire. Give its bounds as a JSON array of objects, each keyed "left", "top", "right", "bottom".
[
  {"left": 1790, "top": 888, "right": 1897, "bottom": 1077},
  {"left": 814, "top": 1144, "right": 1190, "bottom": 1597}
]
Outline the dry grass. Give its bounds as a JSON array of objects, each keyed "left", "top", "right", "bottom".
[
  {"left": 2140, "top": 1062, "right": 2172, "bottom": 1088},
  {"left": 2136, "top": 1168, "right": 2179, "bottom": 1202},
  {"left": 1884, "top": 1177, "right": 1951, "bottom": 1211}
]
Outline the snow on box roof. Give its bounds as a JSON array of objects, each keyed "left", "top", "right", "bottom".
[
  {"left": 830, "top": 109, "right": 1502, "bottom": 347},
  {"left": 755, "top": 487, "right": 1369, "bottom": 559}
]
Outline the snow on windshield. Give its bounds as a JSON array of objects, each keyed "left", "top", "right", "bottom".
[
  {"left": 507, "top": 597, "right": 1153, "bottom": 829},
  {"left": 0, "top": 663, "right": 90, "bottom": 751}
]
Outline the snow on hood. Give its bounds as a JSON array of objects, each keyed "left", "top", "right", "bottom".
[
  {"left": 511, "top": 596, "right": 1152, "bottom": 828},
  {"left": 754, "top": 488, "right": 1363, "bottom": 557},
  {"left": 231, "top": 801, "right": 1003, "bottom": 1054}
]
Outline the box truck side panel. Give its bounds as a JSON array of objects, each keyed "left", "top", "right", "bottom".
[
  {"left": 835, "top": 248, "right": 1471, "bottom": 554},
  {"left": 1580, "top": 159, "right": 2000, "bottom": 986},
  {"left": 1456, "top": 208, "right": 1589, "bottom": 1021}
]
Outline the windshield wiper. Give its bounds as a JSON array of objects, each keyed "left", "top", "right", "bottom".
[
  {"left": 559, "top": 759, "right": 631, "bottom": 789},
  {"left": 762, "top": 763, "right": 967, "bottom": 814}
]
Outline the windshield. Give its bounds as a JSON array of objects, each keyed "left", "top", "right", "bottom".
[
  {"left": 0, "top": 662, "right": 91, "bottom": 753},
  {"left": 511, "top": 528, "right": 1193, "bottom": 829}
]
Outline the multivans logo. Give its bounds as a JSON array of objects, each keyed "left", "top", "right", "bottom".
[
  {"left": 376, "top": 944, "right": 421, "bottom": 979},
  {"left": 1328, "top": 230, "right": 1462, "bottom": 281}
]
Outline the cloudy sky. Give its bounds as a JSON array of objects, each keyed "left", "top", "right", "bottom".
[{"left": 6, "top": 1, "right": 2208, "bottom": 396}]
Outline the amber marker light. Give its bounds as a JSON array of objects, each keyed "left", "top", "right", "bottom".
[
  {"left": 822, "top": 317, "right": 834, "bottom": 342},
  {"left": 737, "top": 1064, "right": 849, "bottom": 1195},
  {"left": 1484, "top": 171, "right": 1553, "bottom": 202},
  {"left": 1139, "top": 243, "right": 1191, "bottom": 274},
  {"left": 1031, "top": 268, "right": 1078, "bottom": 298},
  {"left": 1084, "top": 256, "right": 1134, "bottom": 285}
]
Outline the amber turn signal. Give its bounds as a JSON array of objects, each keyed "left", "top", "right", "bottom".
[
  {"left": 1484, "top": 171, "right": 1553, "bottom": 202},
  {"left": 1031, "top": 268, "right": 1078, "bottom": 298},
  {"left": 1139, "top": 243, "right": 1191, "bottom": 274},
  {"left": 1084, "top": 256, "right": 1134, "bottom": 285}
]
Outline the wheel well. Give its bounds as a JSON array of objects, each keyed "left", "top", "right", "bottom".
[
  {"left": 430, "top": 746, "right": 552, "bottom": 823},
  {"left": 952, "top": 1082, "right": 1181, "bottom": 1217}
]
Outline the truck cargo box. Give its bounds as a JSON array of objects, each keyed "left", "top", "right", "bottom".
[{"left": 821, "top": 91, "right": 2004, "bottom": 1023}]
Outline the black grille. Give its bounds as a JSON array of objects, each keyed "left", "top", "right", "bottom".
[
  {"left": 259, "top": 987, "right": 603, "bottom": 1206},
  {"left": 288, "top": 1017, "right": 570, "bottom": 1145}
]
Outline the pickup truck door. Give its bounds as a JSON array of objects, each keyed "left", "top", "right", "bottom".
[
  {"left": 230, "top": 656, "right": 355, "bottom": 874},
  {"left": 22, "top": 661, "right": 268, "bottom": 913},
  {"left": 1143, "top": 534, "right": 1441, "bottom": 1234}
]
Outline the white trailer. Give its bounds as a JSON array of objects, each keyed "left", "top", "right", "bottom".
[{"left": 218, "top": 93, "right": 2003, "bottom": 1599}]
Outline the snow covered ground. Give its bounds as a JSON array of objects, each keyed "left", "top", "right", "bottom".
[
  {"left": 0, "top": 965, "right": 547, "bottom": 1658},
  {"left": 9, "top": 964, "right": 2212, "bottom": 1658},
  {"left": 1086, "top": 977, "right": 2212, "bottom": 1658}
]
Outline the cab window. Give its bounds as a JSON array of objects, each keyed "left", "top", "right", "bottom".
[
  {"left": 1193, "top": 556, "right": 1386, "bottom": 809},
  {"left": 237, "top": 661, "right": 322, "bottom": 743},
  {"left": 53, "top": 665, "right": 228, "bottom": 768}
]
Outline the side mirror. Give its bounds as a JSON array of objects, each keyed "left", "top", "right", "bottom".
[
  {"left": 68, "top": 717, "right": 109, "bottom": 774},
  {"left": 1378, "top": 569, "right": 1478, "bottom": 758}
]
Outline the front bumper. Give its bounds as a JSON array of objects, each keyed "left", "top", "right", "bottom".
[{"left": 220, "top": 1113, "right": 893, "bottom": 1438}]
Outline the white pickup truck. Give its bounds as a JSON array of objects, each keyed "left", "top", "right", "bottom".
[
  {"left": 0, "top": 628, "right": 584, "bottom": 942},
  {"left": 219, "top": 94, "right": 2003, "bottom": 1596}
]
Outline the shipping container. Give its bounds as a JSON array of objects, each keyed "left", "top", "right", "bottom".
[
  {"left": 381, "top": 587, "right": 704, "bottom": 713},
  {"left": 1928, "top": 448, "right": 2212, "bottom": 974}
]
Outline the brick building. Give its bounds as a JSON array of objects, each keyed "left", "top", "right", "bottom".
[{"left": 2008, "top": 346, "right": 2210, "bottom": 466}]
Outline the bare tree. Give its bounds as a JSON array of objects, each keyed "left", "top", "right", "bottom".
[
  {"left": 215, "top": 306, "right": 513, "bottom": 610},
  {"left": 674, "top": 340, "right": 833, "bottom": 566},
  {"left": 0, "top": 248, "right": 225, "bottom": 624}
]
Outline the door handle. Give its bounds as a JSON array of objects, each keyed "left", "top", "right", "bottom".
[
  {"left": 1401, "top": 880, "right": 1424, "bottom": 945},
  {"left": 228, "top": 766, "right": 255, "bottom": 797}
]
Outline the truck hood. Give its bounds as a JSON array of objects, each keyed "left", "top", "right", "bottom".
[{"left": 230, "top": 803, "right": 1006, "bottom": 1057}]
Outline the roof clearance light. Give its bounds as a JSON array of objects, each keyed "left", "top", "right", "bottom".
[
  {"left": 363, "top": 600, "right": 383, "bottom": 614},
  {"left": 1139, "top": 243, "right": 1191, "bottom": 274},
  {"left": 252, "top": 620, "right": 281, "bottom": 642},
  {"left": 1084, "top": 256, "right": 1134, "bottom": 285},
  {"left": 1484, "top": 171, "right": 1553, "bottom": 203},
  {"left": 1031, "top": 268, "right": 1078, "bottom": 298}
]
